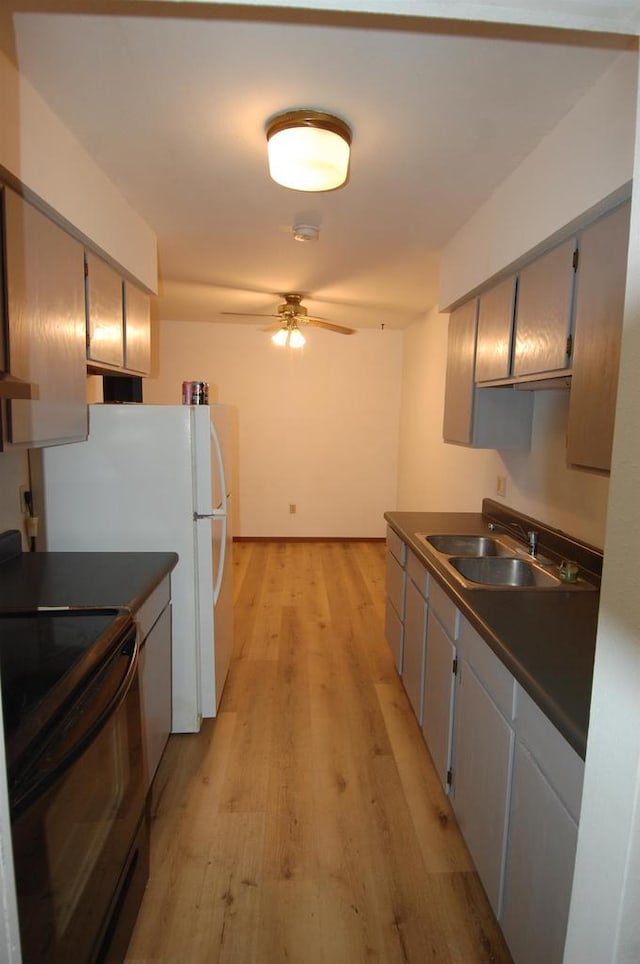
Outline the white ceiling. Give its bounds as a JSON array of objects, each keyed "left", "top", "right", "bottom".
[{"left": 4, "top": 3, "right": 631, "bottom": 330}]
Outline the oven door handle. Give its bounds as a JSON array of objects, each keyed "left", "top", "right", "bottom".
[{"left": 11, "top": 630, "right": 140, "bottom": 815}]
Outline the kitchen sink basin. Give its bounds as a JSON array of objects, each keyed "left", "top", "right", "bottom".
[
  {"left": 423, "top": 534, "right": 512, "bottom": 557},
  {"left": 449, "top": 555, "right": 562, "bottom": 588},
  {"left": 414, "top": 530, "right": 597, "bottom": 591}
]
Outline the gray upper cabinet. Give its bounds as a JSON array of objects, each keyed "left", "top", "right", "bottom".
[
  {"left": 566, "top": 201, "right": 630, "bottom": 472},
  {"left": 513, "top": 238, "right": 576, "bottom": 378},
  {"left": 445, "top": 202, "right": 629, "bottom": 464},
  {"left": 2, "top": 187, "right": 87, "bottom": 448},
  {"left": 443, "top": 299, "right": 533, "bottom": 449},
  {"left": 475, "top": 276, "right": 517, "bottom": 383},
  {"left": 85, "top": 251, "right": 125, "bottom": 368},
  {"left": 443, "top": 299, "right": 477, "bottom": 444},
  {"left": 124, "top": 280, "right": 151, "bottom": 374}
]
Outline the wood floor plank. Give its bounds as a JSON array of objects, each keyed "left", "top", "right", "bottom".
[
  {"left": 376, "top": 681, "right": 475, "bottom": 875},
  {"left": 125, "top": 540, "right": 512, "bottom": 963}
]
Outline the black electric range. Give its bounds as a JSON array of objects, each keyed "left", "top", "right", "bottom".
[{"left": 0, "top": 607, "right": 135, "bottom": 777}]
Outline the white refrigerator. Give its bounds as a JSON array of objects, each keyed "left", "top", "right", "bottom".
[{"left": 40, "top": 403, "right": 236, "bottom": 733}]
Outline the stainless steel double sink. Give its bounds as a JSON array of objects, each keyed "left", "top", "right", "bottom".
[{"left": 414, "top": 532, "right": 596, "bottom": 590}]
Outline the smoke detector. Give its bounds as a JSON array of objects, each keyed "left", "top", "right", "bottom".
[{"left": 293, "top": 223, "right": 319, "bottom": 243}]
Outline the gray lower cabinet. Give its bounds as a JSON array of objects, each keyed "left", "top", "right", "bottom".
[
  {"left": 384, "top": 527, "right": 406, "bottom": 672},
  {"left": 500, "top": 685, "right": 584, "bottom": 964},
  {"left": 136, "top": 575, "right": 173, "bottom": 791},
  {"left": 421, "top": 580, "right": 458, "bottom": 791},
  {"left": 385, "top": 531, "right": 584, "bottom": 961},
  {"left": 450, "top": 616, "right": 515, "bottom": 917},
  {"left": 402, "top": 552, "right": 429, "bottom": 724}
]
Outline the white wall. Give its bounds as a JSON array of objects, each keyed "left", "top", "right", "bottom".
[
  {"left": 440, "top": 52, "right": 637, "bottom": 309},
  {"left": 563, "top": 54, "right": 640, "bottom": 964},
  {"left": 143, "top": 320, "right": 403, "bottom": 537},
  {"left": 0, "top": 47, "right": 157, "bottom": 289},
  {"left": 398, "top": 306, "right": 610, "bottom": 546},
  {"left": 413, "top": 31, "right": 640, "bottom": 961},
  {"left": 0, "top": 451, "right": 30, "bottom": 550}
]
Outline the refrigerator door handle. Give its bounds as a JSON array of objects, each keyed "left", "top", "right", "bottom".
[
  {"left": 212, "top": 515, "right": 227, "bottom": 606},
  {"left": 210, "top": 419, "right": 228, "bottom": 515},
  {"left": 194, "top": 511, "right": 226, "bottom": 520}
]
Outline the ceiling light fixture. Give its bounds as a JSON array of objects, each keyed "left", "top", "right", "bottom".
[
  {"left": 272, "top": 322, "right": 306, "bottom": 349},
  {"left": 266, "top": 109, "right": 352, "bottom": 192}
]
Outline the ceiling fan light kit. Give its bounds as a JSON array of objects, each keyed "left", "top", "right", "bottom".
[
  {"left": 272, "top": 322, "right": 306, "bottom": 349},
  {"left": 266, "top": 109, "right": 352, "bottom": 192},
  {"left": 223, "top": 293, "right": 356, "bottom": 343}
]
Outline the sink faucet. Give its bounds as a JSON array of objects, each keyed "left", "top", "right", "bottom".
[{"left": 488, "top": 520, "right": 539, "bottom": 557}]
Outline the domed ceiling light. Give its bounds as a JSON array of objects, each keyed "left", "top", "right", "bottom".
[{"left": 266, "top": 109, "right": 352, "bottom": 192}]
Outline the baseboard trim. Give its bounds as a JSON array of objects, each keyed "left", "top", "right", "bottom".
[{"left": 233, "top": 536, "right": 385, "bottom": 543}]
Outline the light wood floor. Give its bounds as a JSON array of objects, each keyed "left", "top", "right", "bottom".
[{"left": 125, "top": 541, "right": 513, "bottom": 963}]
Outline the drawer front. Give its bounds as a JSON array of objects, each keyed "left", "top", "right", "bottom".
[
  {"left": 136, "top": 576, "right": 171, "bottom": 642},
  {"left": 384, "top": 602, "right": 404, "bottom": 673},
  {"left": 407, "top": 550, "right": 429, "bottom": 599},
  {"left": 429, "top": 580, "right": 459, "bottom": 641},
  {"left": 458, "top": 616, "right": 515, "bottom": 722},
  {"left": 514, "top": 684, "right": 584, "bottom": 822},
  {"left": 386, "top": 526, "right": 407, "bottom": 566},
  {"left": 385, "top": 549, "right": 406, "bottom": 620}
]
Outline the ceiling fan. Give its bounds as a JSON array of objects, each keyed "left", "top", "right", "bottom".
[{"left": 222, "top": 293, "right": 357, "bottom": 345}]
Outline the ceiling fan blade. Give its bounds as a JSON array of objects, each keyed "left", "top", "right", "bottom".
[
  {"left": 260, "top": 322, "right": 285, "bottom": 333},
  {"left": 221, "top": 310, "right": 280, "bottom": 319},
  {"left": 305, "top": 317, "right": 357, "bottom": 335}
]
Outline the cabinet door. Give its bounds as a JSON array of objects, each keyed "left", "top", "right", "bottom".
[
  {"left": 442, "top": 299, "right": 477, "bottom": 444},
  {"left": 500, "top": 742, "right": 579, "bottom": 964},
  {"left": 3, "top": 188, "right": 87, "bottom": 447},
  {"left": 443, "top": 297, "right": 533, "bottom": 450},
  {"left": 139, "top": 603, "right": 172, "bottom": 790},
  {"left": 451, "top": 659, "right": 514, "bottom": 916},
  {"left": 385, "top": 548, "right": 405, "bottom": 673},
  {"left": 422, "top": 610, "right": 456, "bottom": 791},
  {"left": 475, "top": 276, "right": 516, "bottom": 382},
  {"left": 86, "top": 251, "right": 124, "bottom": 367},
  {"left": 403, "top": 578, "right": 427, "bottom": 724},
  {"left": 513, "top": 238, "right": 575, "bottom": 377},
  {"left": 567, "top": 202, "right": 630, "bottom": 471},
  {"left": 385, "top": 549, "right": 405, "bottom": 620},
  {"left": 124, "top": 281, "right": 151, "bottom": 374}
]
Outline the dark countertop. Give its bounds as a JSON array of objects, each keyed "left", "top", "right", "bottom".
[
  {"left": 0, "top": 550, "right": 178, "bottom": 614},
  {"left": 385, "top": 511, "right": 599, "bottom": 759}
]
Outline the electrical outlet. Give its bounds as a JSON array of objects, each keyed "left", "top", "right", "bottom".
[
  {"left": 19, "top": 485, "right": 30, "bottom": 515},
  {"left": 496, "top": 476, "right": 507, "bottom": 498},
  {"left": 289, "top": 503, "right": 297, "bottom": 514}
]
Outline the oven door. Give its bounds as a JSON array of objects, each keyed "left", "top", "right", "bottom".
[{"left": 10, "top": 626, "right": 147, "bottom": 964}]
